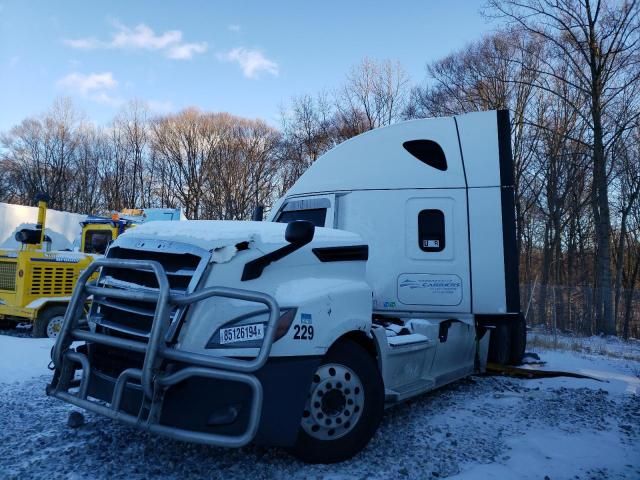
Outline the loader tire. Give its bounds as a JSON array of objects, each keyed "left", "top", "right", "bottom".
[
  {"left": 509, "top": 315, "right": 527, "bottom": 365},
  {"left": 290, "top": 340, "right": 384, "bottom": 464},
  {"left": 33, "top": 306, "right": 67, "bottom": 339},
  {"left": 488, "top": 322, "right": 511, "bottom": 366}
]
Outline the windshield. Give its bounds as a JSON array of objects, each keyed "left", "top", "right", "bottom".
[{"left": 83, "top": 230, "right": 113, "bottom": 254}]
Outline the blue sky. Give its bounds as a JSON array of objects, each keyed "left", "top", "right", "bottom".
[{"left": 0, "top": 0, "right": 498, "bottom": 131}]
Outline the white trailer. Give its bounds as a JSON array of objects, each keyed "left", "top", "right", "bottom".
[{"left": 48, "top": 109, "right": 524, "bottom": 463}]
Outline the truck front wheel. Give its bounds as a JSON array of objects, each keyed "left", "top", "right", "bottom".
[
  {"left": 291, "top": 340, "right": 384, "bottom": 464},
  {"left": 33, "top": 306, "right": 67, "bottom": 339}
]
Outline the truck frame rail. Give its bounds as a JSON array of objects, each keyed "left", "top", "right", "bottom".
[{"left": 47, "top": 258, "right": 280, "bottom": 448}]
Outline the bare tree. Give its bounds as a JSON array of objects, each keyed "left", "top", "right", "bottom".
[
  {"left": 335, "top": 58, "right": 410, "bottom": 135},
  {"left": 150, "top": 108, "right": 216, "bottom": 219},
  {"left": 203, "top": 114, "right": 281, "bottom": 219},
  {"left": 612, "top": 121, "right": 640, "bottom": 329},
  {"left": 279, "top": 93, "right": 335, "bottom": 192},
  {"left": 0, "top": 98, "right": 81, "bottom": 210},
  {"left": 488, "top": 0, "right": 640, "bottom": 334}
]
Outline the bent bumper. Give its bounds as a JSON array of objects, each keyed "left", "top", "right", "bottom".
[
  {"left": 47, "top": 258, "right": 314, "bottom": 448},
  {"left": 49, "top": 350, "right": 320, "bottom": 447}
]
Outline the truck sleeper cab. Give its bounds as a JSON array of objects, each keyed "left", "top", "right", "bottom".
[{"left": 48, "top": 109, "right": 524, "bottom": 464}]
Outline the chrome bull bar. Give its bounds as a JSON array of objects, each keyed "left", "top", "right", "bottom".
[{"left": 47, "top": 258, "right": 280, "bottom": 448}]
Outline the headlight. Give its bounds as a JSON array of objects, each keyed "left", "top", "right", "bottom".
[{"left": 205, "top": 308, "right": 297, "bottom": 349}]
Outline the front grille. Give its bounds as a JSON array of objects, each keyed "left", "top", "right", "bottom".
[
  {"left": 31, "top": 266, "right": 76, "bottom": 295},
  {"left": 89, "top": 340, "right": 145, "bottom": 378},
  {"left": 103, "top": 247, "right": 201, "bottom": 291},
  {"left": 92, "top": 245, "right": 205, "bottom": 339},
  {"left": 0, "top": 261, "right": 17, "bottom": 291}
]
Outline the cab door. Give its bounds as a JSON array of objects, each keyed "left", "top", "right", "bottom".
[
  {"left": 402, "top": 189, "right": 476, "bottom": 384},
  {"left": 400, "top": 190, "right": 469, "bottom": 311}
]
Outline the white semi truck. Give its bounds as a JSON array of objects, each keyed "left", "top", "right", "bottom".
[{"left": 48, "top": 109, "right": 524, "bottom": 463}]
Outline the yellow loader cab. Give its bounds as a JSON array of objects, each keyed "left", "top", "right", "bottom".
[
  {"left": 80, "top": 208, "right": 182, "bottom": 254},
  {"left": 80, "top": 214, "right": 135, "bottom": 255},
  {"left": 0, "top": 194, "right": 95, "bottom": 338}
]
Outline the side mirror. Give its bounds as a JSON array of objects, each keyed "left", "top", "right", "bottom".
[
  {"left": 285, "top": 220, "right": 315, "bottom": 245},
  {"left": 252, "top": 205, "right": 265, "bottom": 222},
  {"left": 241, "top": 220, "right": 315, "bottom": 281}
]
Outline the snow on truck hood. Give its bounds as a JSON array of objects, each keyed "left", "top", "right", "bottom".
[{"left": 116, "top": 220, "right": 363, "bottom": 253}]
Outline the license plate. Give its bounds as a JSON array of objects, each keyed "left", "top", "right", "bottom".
[{"left": 219, "top": 323, "right": 264, "bottom": 345}]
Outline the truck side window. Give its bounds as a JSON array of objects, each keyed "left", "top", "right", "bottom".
[
  {"left": 276, "top": 208, "right": 327, "bottom": 227},
  {"left": 418, "top": 210, "right": 445, "bottom": 252}
]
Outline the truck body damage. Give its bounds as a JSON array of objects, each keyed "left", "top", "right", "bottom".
[{"left": 48, "top": 109, "right": 523, "bottom": 463}]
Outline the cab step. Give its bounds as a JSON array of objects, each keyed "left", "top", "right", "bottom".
[{"left": 385, "top": 378, "right": 435, "bottom": 402}]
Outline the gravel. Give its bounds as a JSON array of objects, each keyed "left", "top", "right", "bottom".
[{"left": 1, "top": 369, "right": 638, "bottom": 480}]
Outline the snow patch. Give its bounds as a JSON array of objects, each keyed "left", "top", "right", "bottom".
[
  {"left": 25, "top": 296, "right": 72, "bottom": 309},
  {"left": 101, "top": 275, "right": 159, "bottom": 292},
  {"left": 521, "top": 349, "right": 640, "bottom": 395},
  {"left": 210, "top": 244, "right": 239, "bottom": 264},
  {"left": 451, "top": 429, "right": 635, "bottom": 480},
  {"left": 0, "top": 223, "right": 74, "bottom": 251},
  {"left": 118, "top": 220, "right": 362, "bottom": 252},
  {"left": 0, "top": 335, "right": 54, "bottom": 383}
]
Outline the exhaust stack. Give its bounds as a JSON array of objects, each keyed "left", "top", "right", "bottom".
[{"left": 35, "top": 192, "right": 50, "bottom": 246}]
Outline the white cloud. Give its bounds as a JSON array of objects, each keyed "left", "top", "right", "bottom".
[
  {"left": 111, "top": 24, "right": 181, "bottom": 50},
  {"left": 166, "top": 42, "right": 208, "bottom": 60},
  {"left": 218, "top": 47, "right": 279, "bottom": 79},
  {"left": 64, "top": 22, "right": 208, "bottom": 60},
  {"left": 57, "top": 72, "right": 117, "bottom": 95},
  {"left": 228, "top": 24, "right": 241, "bottom": 32},
  {"left": 57, "top": 72, "right": 122, "bottom": 107}
]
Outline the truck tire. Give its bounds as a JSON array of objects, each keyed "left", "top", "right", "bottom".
[
  {"left": 33, "top": 306, "right": 67, "bottom": 339},
  {"left": 487, "top": 322, "right": 511, "bottom": 365},
  {"left": 290, "top": 340, "right": 384, "bottom": 464},
  {"left": 509, "top": 315, "right": 527, "bottom": 365}
]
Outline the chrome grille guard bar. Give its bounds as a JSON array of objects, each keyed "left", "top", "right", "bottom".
[{"left": 47, "top": 258, "right": 280, "bottom": 448}]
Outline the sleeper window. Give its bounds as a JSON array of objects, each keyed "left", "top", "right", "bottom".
[
  {"left": 418, "top": 210, "right": 445, "bottom": 252},
  {"left": 403, "top": 140, "right": 447, "bottom": 171}
]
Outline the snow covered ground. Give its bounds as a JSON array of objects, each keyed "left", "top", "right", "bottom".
[
  {"left": 0, "top": 333, "right": 638, "bottom": 480},
  {"left": 528, "top": 330, "right": 640, "bottom": 361}
]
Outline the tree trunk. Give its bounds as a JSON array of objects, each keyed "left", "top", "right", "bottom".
[{"left": 591, "top": 113, "right": 614, "bottom": 335}]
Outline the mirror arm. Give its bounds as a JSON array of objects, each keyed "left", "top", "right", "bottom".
[{"left": 241, "top": 238, "right": 311, "bottom": 281}]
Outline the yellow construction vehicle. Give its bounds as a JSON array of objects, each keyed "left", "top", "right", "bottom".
[
  {"left": 79, "top": 208, "right": 182, "bottom": 254},
  {"left": 0, "top": 194, "right": 95, "bottom": 338}
]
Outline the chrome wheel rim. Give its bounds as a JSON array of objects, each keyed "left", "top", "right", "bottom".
[
  {"left": 301, "top": 363, "right": 365, "bottom": 440},
  {"left": 46, "top": 315, "right": 65, "bottom": 339}
]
